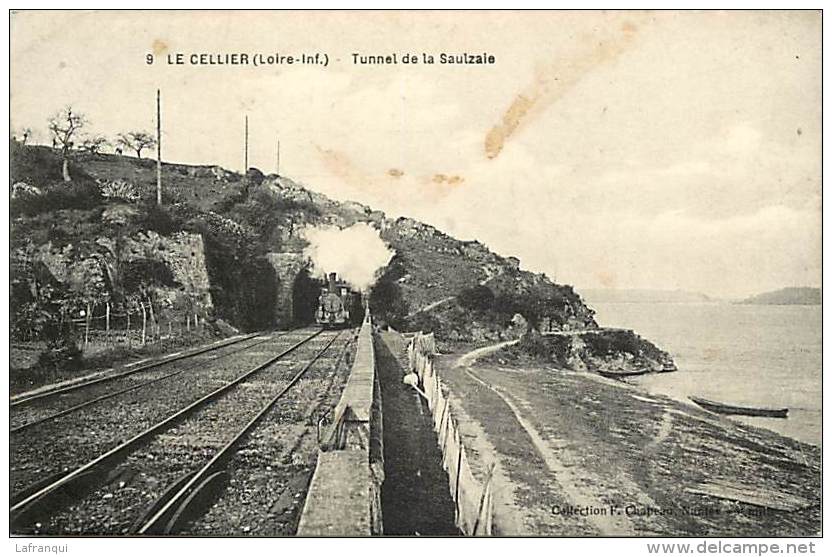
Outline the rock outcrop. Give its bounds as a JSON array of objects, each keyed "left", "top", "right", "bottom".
[{"left": 500, "top": 328, "right": 676, "bottom": 374}]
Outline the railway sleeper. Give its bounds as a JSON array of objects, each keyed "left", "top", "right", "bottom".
[
  {"left": 161, "top": 470, "right": 229, "bottom": 535},
  {"left": 11, "top": 467, "right": 105, "bottom": 532},
  {"left": 129, "top": 470, "right": 198, "bottom": 533}
]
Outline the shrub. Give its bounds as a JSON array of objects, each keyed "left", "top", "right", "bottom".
[
  {"left": 244, "top": 167, "right": 265, "bottom": 186},
  {"left": 10, "top": 181, "right": 103, "bottom": 216},
  {"left": 457, "top": 285, "right": 495, "bottom": 311},
  {"left": 99, "top": 179, "right": 140, "bottom": 202},
  {"left": 37, "top": 339, "right": 83, "bottom": 372},
  {"left": 517, "top": 328, "right": 551, "bottom": 358},
  {"left": 37, "top": 318, "right": 83, "bottom": 371},
  {"left": 493, "top": 293, "right": 521, "bottom": 316},
  {"left": 369, "top": 274, "right": 409, "bottom": 328},
  {"left": 138, "top": 202, "right": 184, "bottom": 235},
  {"left": 583, "top": 330, "right": 642, "bottom": 356}
]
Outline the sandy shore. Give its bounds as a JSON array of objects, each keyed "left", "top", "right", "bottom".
[{"left": 431, "top": 341, "right": 821, "bottom": 536}]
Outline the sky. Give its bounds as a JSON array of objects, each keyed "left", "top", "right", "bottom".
[{"left": 10, "top": 10, "right": 821, "bottom": 299}]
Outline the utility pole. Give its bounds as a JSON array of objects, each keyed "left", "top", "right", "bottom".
[
  {"left": 156, "top": 89, "right": 162, "bottom": 205},
  {"left": 276, "top": 137, "right": 280, "bottom": 175},
  {"left": 244, "top": 115, "right": 249, "bottom": 172}
]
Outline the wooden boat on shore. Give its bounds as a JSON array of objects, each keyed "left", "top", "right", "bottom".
[
  {"left": 689, "top": 396, "right": 788, "bottom": 418},
  {"left": 597, "top": 369, "right": 651, "bottom": 379}
]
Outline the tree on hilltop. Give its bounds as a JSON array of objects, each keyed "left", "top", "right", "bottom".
[
  {"left": 117, "top": 131, "right": 156, "bottom": 159},
  {"left": 48, "top": 106, "right": 87, "bottom": 182},
  {"left": 81, "top": 134, "right": 109, "bottom": 155}
]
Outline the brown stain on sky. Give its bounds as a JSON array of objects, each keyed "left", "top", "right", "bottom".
[
  {"left": 316, "top": 145, "right": 466, "bottom": 204},
  {"left": 484, "top": 20, "right": 642, "bottom": 159},
  {"left": 596, "top": 269, "right": 617, "bottom": 289},
  {"left": 316, "top": 145, "right": 371, "bottom": 188},
  {"left": 431, "top": 174, "right": 464, "bottom": 185},
  {"left": 152, "top": 39, "right": 169, "bottom": 57}
]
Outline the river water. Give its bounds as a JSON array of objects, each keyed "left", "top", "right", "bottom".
[{"left": 585, "top": 301, "right": 821, "bottom": 446}]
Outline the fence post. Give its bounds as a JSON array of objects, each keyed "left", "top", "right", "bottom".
[
  {"left": 454, "top": 436, "right": 463, "bottom": 519},
  {"left": 84, "top": 303, "right": 91, "bottom": 349},
  {"left": 147, "top": 301, "right": 157, "bottom": 342},
  {"left": 140, "top": 301, "right": 147, "bottom": 345}
]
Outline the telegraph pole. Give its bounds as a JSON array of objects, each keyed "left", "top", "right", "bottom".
[
  {"left": 276, "top": 138, "right": 280, "bottom": 175},
  {"left": 156, "top": 89, "right": 162, "bottom": 205},
  {"left": 244, "top": 115, "right": 249, "bottom": 172}
]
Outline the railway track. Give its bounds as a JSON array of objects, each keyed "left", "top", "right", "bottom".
[
  {"left": 181, "top": 336, "right": 355, "bottom": 535},
  {"left": 10, "top": 328, "right": 322, "bottom": 499},
  {"left": 10, "top": 331, "right": 289, "bottom": 433},
  {"left": 11, "top": 328, "right": 351, "bottom": 535},
  {"left": 10, "top": 332, "right": 263, "bottom": 408}
]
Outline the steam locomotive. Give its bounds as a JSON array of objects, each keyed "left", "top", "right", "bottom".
[{"left": 316, "top": 272, "right": 355, "bottom": 328}]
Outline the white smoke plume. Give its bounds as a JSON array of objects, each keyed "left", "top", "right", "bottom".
[{"left": 302, "top": 223, "right": 395, "bottom": 290}]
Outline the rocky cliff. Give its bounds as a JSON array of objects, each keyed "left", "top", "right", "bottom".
[{"left": 10, "top": 143, "right": 601, "bottom": 343}]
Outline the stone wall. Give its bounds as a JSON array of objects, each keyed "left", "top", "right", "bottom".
[
  {"left": 28, "top": 230, "right": 213, "bottom": 314},
  {"left": 125, "top": 231, "right": 213, "bottom": 312},
  {"left": 265, "top": 252, "right": 308, "bottom": 327}
]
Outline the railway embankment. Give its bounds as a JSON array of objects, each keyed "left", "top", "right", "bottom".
[{"left": 402, "top": 332, "right": 821, "bottom": 536}]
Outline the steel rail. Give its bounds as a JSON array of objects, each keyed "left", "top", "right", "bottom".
[
  {"left": 10, "top": 332, "right": 265, "bottom": 408},
  {"left": 10, "top": 328, "right": 325, "bottom": 521},
  {"left": 10, "top": 331, "right": 294, "bottom": 434},
  {"left": 138, "top": 331, "right": 343, "bottom": 534}
]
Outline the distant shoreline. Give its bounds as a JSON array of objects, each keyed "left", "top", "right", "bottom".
[{"left": 582, "top": 287, "right": 821, "bottom": 306}]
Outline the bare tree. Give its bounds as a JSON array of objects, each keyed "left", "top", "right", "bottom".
[
  {"left": 80, "top": 135, "right": 109, "bottom": 155},
  {"left": 117, "top": 131, "right": 156, "bottom": 159},
  {"left": 48, "top": 107, "right": 87, "bottom": 182}
]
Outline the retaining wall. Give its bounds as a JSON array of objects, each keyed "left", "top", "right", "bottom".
[
  {"left": 406, "top": 332, "right": 495, "bottom": 536},
  {"left": 296, "top": 313, "right": 384, "bottom": 535}
]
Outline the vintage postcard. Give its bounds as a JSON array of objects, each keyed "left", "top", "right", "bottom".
[{"left": 7, "top": 9, "right": 822, "bottom": 543}]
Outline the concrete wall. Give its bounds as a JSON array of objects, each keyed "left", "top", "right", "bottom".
[{"left": 296, "top": 313, "right": 384, "bottom": 535}]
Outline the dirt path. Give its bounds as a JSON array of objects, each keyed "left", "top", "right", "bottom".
[
  {"left": 406, "top": 296, "right": 456, "bottom": 318},
  {"left": 453, "top": 339, "right": 518, "bottom": 368},
  {"left": 456, "top": 343, "right": 639, "bottom": 535}
]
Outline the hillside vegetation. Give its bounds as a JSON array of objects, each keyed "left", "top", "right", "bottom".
[{"left": 11, "top": 141, "right": 603, "bottom": 368}]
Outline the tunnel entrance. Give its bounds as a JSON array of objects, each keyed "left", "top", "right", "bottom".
[{"left": 292, "top": 269, "right": 323, "bottom": 326}]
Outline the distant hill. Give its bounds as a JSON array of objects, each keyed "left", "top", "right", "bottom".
[
  {"left": 741, "top": 287, "right": 821, "bottom": 306},
  {"left": 580, "top": 288, "right": 713, "bottom": 304}
]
